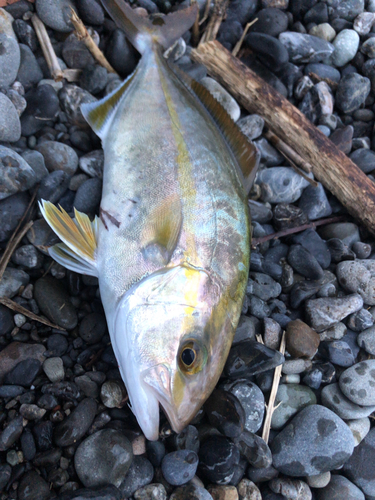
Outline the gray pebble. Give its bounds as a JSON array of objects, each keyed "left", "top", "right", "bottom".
[
  {"left": 306, "top": 471, "right": 331, "bottom": 489},
  {"left": 120, "top": 456, "right": 154, "bottom": 498},
  {"left": 21, "top": 150, "right": 48, "bottom": 182},
  {"left": 315, "top": 475, "right": 364, "bottom": 500},
  {"left": 279, "top": 32, "right": 334, "bottom": 63},
  {"left": 16, "top": 44, "right": 43, "bottom": 90},
  {"left": 0, "top": 267, "right": 29, "bottom": 298},
  {"left": 0, "top": 146, "right": 36, "bottom": 200},
  {"left": 339, "top": 360, "right": 375, "bottom": 406},
  {"left": 54, "top": 397, "right": 97, "bottom": 447},
  {"left": 74, "top": 177, "right": 102, "bottom": 214},
  {"left": 269, "top": 477, "right": 312, "bottom": 500},
  {"left": 357, "top": 325, "right": 375, "bottom": 354},
  {"left": 271, "top": 384, "right": 317, "bottom": 430},
  {"left": 0, "top": 92, "right": 21, "bottom": 142},
  {"left": 257, "top": 167, "right": 312, "bottom": 203},
  {"left": 43, "top": 357, "right": 64, "bottom": 383},
  {"left": 337, "top": 260, "right": 375, "bottom": 305},
  {"left": 223, "top": 380, "right": 265, "bottom": 433},
  {"left": 321, "top": 383, "right": 375, "bottom": 419},
  {"left": 347, "top": 417, "right": 371, "bottom": 446},
  {"left": 79, "top": 150, "right": 104, "bottom": 178},
  {"left": 0, "top": 13, "right": 20, "bottom": 87},
  {"left": 36, "top": 141, "right": 79, "bottom": 176},
  {"left": 331, "top": 29, "right": 359, "bottom": 67},
  {"left": 237, "top": 114, "right": 264, "bottom": 140},
  {"left": 162, "top": 450, "right": 198, "bottom": 486},
  {"left": 36, "top": 0, "right": 76, "bottom": 33}
]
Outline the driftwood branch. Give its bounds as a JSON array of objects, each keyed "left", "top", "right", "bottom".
[
  {"left": 31, "top": 14, "right": 64, "bottom": 81},
  {"left": 191, "top": 41, "right": 375, "bottom": 236},
  {"left": 70, "top": 8, "right": 118, "bottom": 75}
]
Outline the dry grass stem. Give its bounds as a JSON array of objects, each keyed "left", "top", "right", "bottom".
[
  {"left": 70, "top": 8, "right": 118, "bottom": 75},
  {"left": 0, "top": 221, "right": 33, "bottom": 282},
  {"left": 262, "top": 331, "right": 286, "bottom": 444},
  {"left": 0, "top": 297, "right": 66, "bottom": 331},
  {"left": 199, "top": 0, "right": 212, "bottom": 25},
  {"left": 199, "top": 0, "right": 229, "bottom": 45},
  {"left": 31, "top": 14, "right": 64, "bottom": 81},
  {"left": 265, "top": 129, "right": 313, "bottom": 174},
  {"left": 232, "top": 19, "right": 258, "bottom": 57}
]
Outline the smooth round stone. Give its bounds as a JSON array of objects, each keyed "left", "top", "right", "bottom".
[
  {"left": 329, "top": 125, "right": 353, "bottom": 155},
  {"left": 37, "top": 170, "right": 70, "bottom": 204},
  {"left": 321, "top": 340, "right": 355, "bottom": 367},
  {"left": 255, "top": 138, "right": 284, "bottom": 166},
  {"left": 174, "top": 426, "right": 200, "bottom": 454},
  {"left": 272, "top": 203, "right": 309, "bottom": 231},
  {"left": 76, "top": 0, "right": 105, "bottom": 25},
  {"left": 0, "top": 29, "right": 20, "bottom": 87},
  {"left": 73, "top": 177, "right": 102, "bottom": 214},
  {"left": 237, "top": 114, "right": 264, "bottom": 141},
  {"left": 35, "top": 141, "right": 78, "bottom": 176},
  {"left": 161, "top": 450, "right": 198, "bottom": 486},
  {"left": 248, "top": 200, "right": 272, "bottom": 224},
  {"left": 271, "top": 405, "right": 355, "bottom": 476},
  {"left": 170, "top": 484, "right": 213, "bottom": 500},
  {"left": 223, "top": 380, "right": 265, "bottom": 433},
  {"left": 79, "top": 313, "right": 107, "bottom": 344},
  {"left": 315, "top": 475, "right": 364, "bottom": 500},
  {"left": 36, "top": 0, "right": 76, "bottom": 32},
  {"left": 236, "top": 479, "right": 261, "bottom": 500},
  {"left": 288, "top": 244, "right": 324, "bottom": 280},
  {"left": 59, "top": 84, "right": 96, "bottom": 127},
  {"left": 75, "top": 429, "right": 133, "bottom": 488},
  {"left": 298, "top": 183, "right": 332, "bottom": 221},
  {"left": 233, "top": 316, "right": 259, "bottom": 344},
  {"left": 279, "top": 32, "right": 334, "bottom": 63},
  {"left": 0, "top": 191, "right": 30, "bottom": 243},
  {"left": 334, "top": 0, "right": 365, "bottom": 21},
  {"left": 43, "top": 357, "right": 64, "bottom": 383},
  {"left": 347, "top": 309, "right": 373, "bottom": 332},
  {"left": 331, "top": 29, "right": 359, "bottom": 67},
  {"left": 13, "top": 19, "right": 38, "bottom": 52},
  {"left": 257, "top": 167, "right": 312, "bottom": 204},
  {"left": 105, "top": 28, "right": 138, "bottom": 77},
  {"left": 352, "top": 242, "right": 371, "bottom": 259},
  {"left": 343, "top": 427, "right": 375, "bottom": 497},
  {"left": 79, "top": 150, "right": 104, "bottom": 178},
  {"left": 233, "top": 430, "right": 272, "bottom": 469},
  {"left": 118, "top": 456, "right": 154, "bottom": 497},
  {"left": 286, "top": 320, "right": 320, "bottom": 358},
  {"left": 58, "top": 485, "right": 122, "bottom": 499},
  {"left": 249, "top": 8, "right": 288, "bottom": 37},
  {"left": 80, "top": 64, "right": 108, "bottom": 95},
  {"left": 0, "top": 92, "right": 21, "bottom": 143},
  {"left": 34, "top": 276, "right": 78, "bottom": 330},
  {"left": 282, "top": 359, "right": 312, "bottom": 375},
  {"left": 217, "top": 20, "right": 243, "bottom": 50},
  {"left": 134, "top": 484, "right": 167, "bottom": 500},
  {"left": 335, "top": 73, "right": 371, "bottom": 114},
  {"left": 4, "top": 358, "right": 41, "bottom": 386},
  {"left": 54, "top": 398, "right": 97, "bottom": 447},
  {"left": 357, "top": 326, "right": 375, "bottom": 354},
  {"left": 326, "top": 238, "right": 355, "bottom": 263},
  {"left": 336, "top": 260, "right": 375, "bottom": 305},
  {"left": 309, "top": 23, "right": 336, "bottom": 42},
  {"left": 0, "top": 267, "right": 29, "bottom": 299},
  {"left": 225, "top": 340, "right": 285, "bottom": 378},
  {"left": 305, "top": 294, "right": 363, "bottom": 332},
  {"left": 347, "top": 417, "right": 371, "bottom": 446},
  {"left": 293, "top": 229, "right": 331, "bottom": 269},
  {"left": 18, "top": 470, "right": 51, "bottom": 500},
  {"left": 101, "top": 380, "right": 127, "bottom": 408},
  {"left": 247, "top": 272, "right": 281, "bottom": 301},
  {"left": 322, "top": 383, "right": 375, "bottom": 419},
  {"left": 0, "top": 145, "right": 37, "bottom": 200},
  {"left": 25, "top": 84, "right": 60, "bottom": 120},
  {"left": 205, "top": 389, "right": 245, "bottom": 438},
  {"left": 0, "top": 416, "right": 24, "bottom": 451},
  {"left": 350, "top": 148, "right": 375, "bottom": 174},
  {"left": 290, "top": 280, "right": 320, "bottom": 310},
  {"left": 16, "top": 44, "right": 43, "bottom": 90},
  {"left": 201, "top": 77, "right": 240, "bottom": 121},
  {"left": 354, "top": 11, "right": 375, "bottom": 35},
  {"left": 263, "top": 317, "right": 282, "bottom": 350},
  {"left": 339, "top": 360, "right": 375, "bottom": 406},
  {"left": 245, "top": 33, "right": 289, "bottom": 72},
  {"left": 306, "top": 471, "right": 331, "bottom": 488},
  {"left": 12, "top": 244, "right": 43, "bottom": 269},
  {"left": 271, "top": 384, "right": 317, "bottom": 430},
  {"left": 146, "top": 441, "right": 166, "bottom": 468},
  {"left": 207, "top": 485, "right": 239, "bottom": 500},
  {"left": 361, "top": 37, "right": 375, "bottom": 58},
  {"left": 199, "top": 436, "right": 240, "bottom": 485}
]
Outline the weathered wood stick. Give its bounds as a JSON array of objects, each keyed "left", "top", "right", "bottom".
[
  {"left": 31, "top": 14, "right": 64, "bottom": 81},
  {"left": 191, "top": 41, "right": 375, "bottom": 236},
  {"left": 264, "top": 129, "right": 313, "bottom": 174},
  {"left": 199, "top": 0, "right": 228, "bottom": 45}
]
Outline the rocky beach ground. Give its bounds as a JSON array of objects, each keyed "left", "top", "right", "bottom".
[{"left": 0, "top": 0, "right": 375, "bottom": 499}]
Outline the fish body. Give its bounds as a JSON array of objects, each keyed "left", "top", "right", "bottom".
[{"left": 41, "top": 0, "right": 259, "bottom": 440}]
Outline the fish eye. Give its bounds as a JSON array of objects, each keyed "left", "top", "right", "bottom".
[{"left": 178, "top": 340, "right": 207, "bottom": 374}]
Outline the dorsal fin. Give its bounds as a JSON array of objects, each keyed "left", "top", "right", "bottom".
[
  {"left": 81, "top": 69, "right": 137, "bottom": 140},
  {"left": 169, "top": 63, "right": 260, "bottom": 195}
]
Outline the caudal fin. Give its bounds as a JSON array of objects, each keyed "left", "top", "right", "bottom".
[{"left": 101, "top": 0, "right": 198, "bottom": 54}]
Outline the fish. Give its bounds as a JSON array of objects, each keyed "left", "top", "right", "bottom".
[{"left": 40, "top": 0, "right": 259, "bottom": 440}]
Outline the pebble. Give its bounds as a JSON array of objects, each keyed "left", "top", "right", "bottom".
[
  {"left": 354, "top": 11, "right": 375, "bottom": 34},
  {"left": 337, "top": 260, "right": 375, "bottom": 305},
  {"left": 79, "top": 312, "right": 107, "bottom": 344},
  {"left": 247, "top": 272, "right": 281, "bottom": 301},
  {"left": 347, "top": 417, "right": 371, "bottom": 446},
  {"left": 13, "top": 19, "right": 38, "bottom": 52},
  {"left": 350, "top": 148, "right": 375, "bottom": 174},
  {"left": 269, "top": 478, "right": 312, "bottom": 500},
  {"left": 306, "top": 471, "right": 331, "bottom": 489},
  {"left": 75, "top": 429, "right": 133, "bottom": 488},
  {"left": 0, "top": 342, "right": 45, "bottom": 383},
  {"left": 12, "top": 244, "right": 43, "bottom": 269},
  {"left": 271, "top": 383, "right": 317, "bottom": 429},
  {"left": 36, "top": 141, "right": 78, "bottom": 176},
  {"left": 286, "top": 319, "right": 320, "bottom": 358},
  {"left": 0, "top": 145, "right": 36, "bottom": 199},
  {"left": 225, "top": 340, "right": 285, "bottom": 378},
  {"left": 343, "top": 427, "right": 375, "bottom": 498},
  {"left": 0, "top": 10, "right": 20, "bottom": 87},
  {"left": 24, "top": 84, "right": 60, "bottom": 120},
  {"left": 101, "top": 380, "right": 127, "bottom": 408},
  {"left": 59, "top": 485, "right": 122, "bottom": 500},
  {"left": 59, "top": 84, "right": 97, "bottom": 127},
  {"left": 199, "top": 436, "right": 240, "bottom": 484},
  {"left": 17, "top": 44, "right": 43, "bottom": 90},
  {"left": 279, "top": 32, "right": 334, "bottom": 63},
  {"left": 233, "top": 316, "right": 259, "bottom": 344},
  {"left": 249, "top": 8, "right": 288, "bottom": 37},
  {"left": 207, "top": 486, "right": 238, "bottom": 500},
  {"left": 298, "top": 183, "right": 332, "bottom": 220},
  {"left": 37, "top": 170, "right": 70, "bottom": 204},
  {"left": 282, "top": 358, "right": 312, "bottom": 375},
  {"left": 347, "top": 308, "right": 373, "bottom": 331},
  {"left": 79, "top": 149, "right": 104, "bottom": 178},
  {"left": 331, "top": 29, "right": 359, "bottom": 67},
  {"left": 271, "top": 405, "right": 355, "bottom": 476},
  {"left": 352, "top": 241, "right": 371, "bottom": 259},
  {"left": 233, "top": 430, "right": 272, "bottom": 469},
  {"left": 54, "top": 398, "right": 97, "bottom": 447},
  {"left": 322, "top": 382, "right": 375, "bottom": 419},
  {"left": 162, "top": 450, "right": 198, "bottom": 486},
  {"left": 43, "top": 357, "right": 65, "bottom": 383},
  {"left": 309, "top": 23, "right": 336, "bottom": 42},
  {"left": 134, "top": 484, "right": 167, "bottom": 500},
  {"left": 73, "top": 177, "right": 102, "bottom": 213},
  {"left": 255, "top": 138, "right": 284, "bottom": 166},
  {"left": 339, "top": 360, "right": 375, "bottom": 406},
  {"left": 205, "top": 389, "right": 245, "bottom": 438},
  {"left": 201, "top": 77, "right": 240, "bottom": 122},
  {"left": 76, "top": 0, "right": 105, "bottom": 26},
  {"left": 223, "top": 380, "right": 265, "bottom": 433},
  {"left": 305, "top": 294, "right": 363, "bottom": 332},
  {"left": 357, "top": 325, "right": 375, "bottom": 354},
  {"left": 0, "top": 93, "right": 21, "bottom": 143},
  {"left": 119, "top": 456, "right": 154, "bottom": 497},
  {"left": 34, "top": 276, "right": 78, "bottom": 330},
  {"left": 0, "top": 267, "right": 29, "bottom": 298},
  {"left": 170, "top": 484, "right": 212, "bottom": 500},
  {"left": 237, "top": 114, "right": 264, "bottom": 141},
  {"left": 257, "top": 167, "right": 312, "bottom": 203},
  {"left": 4, "top": 357, "right": 41, "bottom": 386},
  {"left": 315, "top": 474, "right": 364, "bottom": 500},
  {"left": 288, "top": 244, "right": 324, "bottom": 280},
  {"left": 0, "top": 416, "right": 24, "bottom": 451},
  {"left": 335, "top": 73, "right": 371, "bottom": 114},
  {"left": 245, "top": 33, "right": 289, "bottom": 72},
  {"left": 326, "top": 238, "right": 355, "bottom": 262},
  {"left": 105, "top": 29, "right": 138, "bottom": 78},
  {"left": 361, "top": 37, "right": 375, "bottom": 58},
  {"left": 20, "top": 403, "right": 46, "bottom": 420},
  {"left": 18, "top": 470, "right": 51, "bottom": 500},
  {"left": 35, "top": 0, "right": 76, "bottom": 32},
  {"left": 237, "top": 479, "right": 261, "bottom": 500}
]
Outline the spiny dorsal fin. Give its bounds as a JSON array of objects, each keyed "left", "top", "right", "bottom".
[
  {"left": 101, "top": 0, "right": 198, "bottom": 54},
  {"left": 81, "top": 69, "right": 137, "bottom": 139},
  {"left": 169, "top": 63, "right": 260, "bottom": 195},
  {"left": 39, "top": 200, "right": 98, "bottom": 276},
  {"left": 141, "top": 193, "right": 182, "bottom": 266}
]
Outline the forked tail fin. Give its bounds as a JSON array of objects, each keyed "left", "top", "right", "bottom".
[{"left": 101, "top": 0, "right": 198, "bottom": 54}]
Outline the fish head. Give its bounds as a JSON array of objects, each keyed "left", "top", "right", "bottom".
[{"left": 112, "top": 264, "right": 235, "bottom": 440}]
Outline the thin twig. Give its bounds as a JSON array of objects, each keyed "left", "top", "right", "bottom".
[
  {"left": 199, "top": 0, "right": 229, "bottom": 46},
  {"left": 0, "top": 297, "right": 66, "bottom": 331},
  {"left": 199, "top": 0, "right": 212, "bottom": 25},
  {"left": 286, "top": 157, "right": 318, "bottom": 188},
  {"left": 264, "top": 129, "right": 313, "bottom": 174},
  {"left": 191, "top": 0, "right": 200, "bottom": 46},
  {"left": 232, "top": 19, "right": 257, "bottom": 57},
  {"left": 31, "top": 14, "right": 64, "bottom": 81},
  {"left": 70, "top": 8, "right": 118, "bottom": 75},
  {"left": 262, "top": 331, "right": 285, "bottom": 444},
  {"left": 0, "top": 221, "right": 34, "bottom": 282},
  {"left": 251, "top": 215, "right": 347, "bottom": 247}
]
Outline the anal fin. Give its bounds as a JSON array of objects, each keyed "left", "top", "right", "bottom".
[{"left": 39, "top": 200, "right": 99, "bottom": 277}]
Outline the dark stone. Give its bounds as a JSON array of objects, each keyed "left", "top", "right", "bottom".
[
  {"left": 248, "top": 8, "right": 289, "bottom": 37},
  {"left": 4, "top": 359, "right": 41, "bottom": 387},
  {"left": 33, "top": 420, "right": 53, "bottom": 451},
  {"left": 80, "top": 64, "right": 108, "bottom": 95},
  {"left": 343, "top": 427, "right": 375, "bottom": 497},
  {"left": 146, "top": 440, "right": 166, "bottom": 467},
  {"left": 62, "top": 33, "right": 95, "bottom": 69},
  {"left": 21, "top": 428, "right": 36, "bottom": 461},
  {"left": 329, "top": 125, "right": 354, "bottom": 154},
  {"left": 198, "top": 436, "right": 240, "bottom": 484},
  {"left": 54, "top": 398, "right": 97, "bottom": 447},
  {"left": 16, "top": 44, "right": 43, "bottom": 90},
  {"left": 273, "top": 203, "right": 309, "bottom": 230},
  {"left": 0, "top": 192, "right": 30, "bottom": 242},
  {"left": 79, "top": 313, "right": 107, "bottom": 344},
  {"left": 226, "top": 0, "right": 259, "bottom": 24},
  {"left": 320, "top": 340, "right": 355, "bottom": 367},
  {"left": 336, "top": 73, "right": 371, "bottom": 114},
  {"left": 287, "top": 244, "right": 324, "bottom": 280},
  {"left": 105, "top": 29, "right": 139, "bottom": 78},
  {"left": 292, "top": 229, "right": 331, "bottom": 268},
  {"left": 326, "top": 238, "right": 355, "bottom": 262},
  {"left": 76, "top": 0, "right": 105, "bottom": 25},
  {"left": 305, "top": 63, "right": 341, "bottom": 88},
  {"left": 279, "top": 32, "right": 334, "bottom": 63},
  {"left": 304, "top": 2, "right": 328, "bottom": 24},
  {"left": 0, "top": 416, "right": 24, "bottom": 451},
  {"left": 0, "top": 304, "right": 14, "bottom": 334},
  {"left": 37, "top": 170, "right": 70, "bottom": 204},
  {"left": 73, "top": 177, "right": 102, "bottom": 214},
  {"left": 205, "top": 389, "right": 245, "bottom": 438},
  {"left": 119, "top": 456, "right": 154, "bottom": 497},
  {"left": 350, "top": 148, "right": 375, "bottom": 174},
  {"left": 233, "top": 431, "right": 272, "bottom": 469},
  {"left": 161, "top": 450, "right": 199, "bottom": 486},
  {"left": 13, "top": 19, "right": 38, "bottom": 52},
  {"left": 18, "top": 470, "right": 51, "bottom": 500},
  {"left": 25, "top": 85, "right": 59, "bottom": 120},
  {"left": 245, "top": 33, "right": 289, "bottom": 72},
  {"left": 58, "top": 485, "right": 122, "bottom": 500},
  {"left": 225, "top": 340, "right": 285, "bottom": 378}
]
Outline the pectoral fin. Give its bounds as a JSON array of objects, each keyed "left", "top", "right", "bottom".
[
  {"left": 141, "top": 194, "right": 182, "bottom": 266},
  {"left": 39, "top": 200, "right": 98, "bottom": 276}
]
